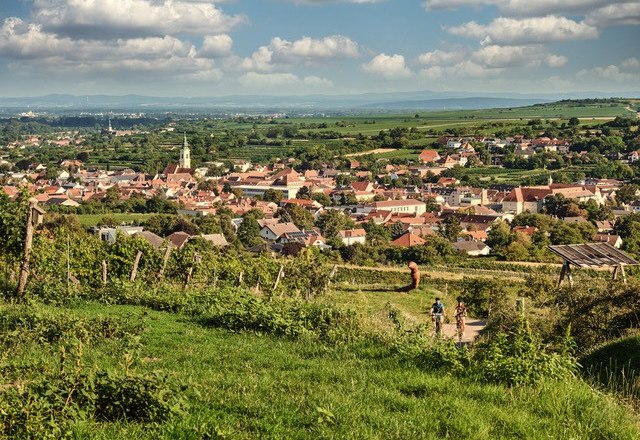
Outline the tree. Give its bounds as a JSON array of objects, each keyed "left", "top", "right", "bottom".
[
  {"left": 614, "top": 213, "right": 640, "bottom": 256},
  {"left": 296, "top": 186, "right": 311, "bottom": 200},
  {"left": 284, "top": 204, "right": 315, "bottom": 230},
  {"left": 15, "top": 159, "right": 31, "bottom": 171},
  {"left": 389, "top": 221, "right": 405, "bottom": 240},
  {"left": 439, "top": 216, "right": 462, "bottom": 242},
  {"left": 237, "top": 214, "right": 262, "bottom": 248},
  {"left": 170, "top": 217, "right": 200, "bottom": 235},
  {"left": 311, "top": 192, "right": 331, "bottom": 207},
  {"left": 424, "top": 197, "right": 440, "bottom": 213},
  {"left": 0, "top": 192, "right": 28, "bottom": 263},
  {"left": 76, "top": 151, "right": 89, "bottom": 162},
  {"left": 616, "top": 184, "right": 639, "bottom": 206},
  {"left": 316, "top": 210, "right": 355, "bottom": 246},
  {"left": 263, "top": 189, "right": 284, "bottom": 203},
  {"left": 363, "top": 219, "right": 391, "bottom": 246},
  {"left": 486, "top": 220, "right": 513, "bottom": 257},
  {"left": 103, "top": 185, "right": 122, "bottom": 206},
  {"left": 568, "top": 117, "right": 580, "bottom": 127}
]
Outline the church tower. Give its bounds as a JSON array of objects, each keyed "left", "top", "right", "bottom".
[{"left": 179, "top": 133, "right": 191, "bottom": 169}]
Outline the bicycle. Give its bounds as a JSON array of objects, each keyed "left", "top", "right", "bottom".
[
  {"left": 455, "top": 316, "right": 465, "bottom": 342},
  {"left": 432, "top": 313, "right": 443, "bottom": 336}
]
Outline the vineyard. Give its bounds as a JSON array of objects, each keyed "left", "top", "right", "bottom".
[{"left": 1, "top": 195, "right": 640, "bottom": 438}]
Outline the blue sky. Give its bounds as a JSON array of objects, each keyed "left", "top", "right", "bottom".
[{"left": 0, "top": 0, "right": 638, "bottom": 97}]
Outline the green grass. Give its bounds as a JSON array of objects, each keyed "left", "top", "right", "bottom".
[
  {"left": 580, "top": 334, "right": 640, "bottom": 401},
  {"left": 43, "top": 303, "right": 639, "bottom": 438},
  {"left": 76, "top": 213, "right": 158, "bottom": 227},
  {"left": 321, "top": 283, "right": 445, "bottom": 331},
  {"left": 3, "top": 299, "right": 637, "bottom": 439},
  {"left": 582, "top": 334, "right": 640, "bottom": 372}
]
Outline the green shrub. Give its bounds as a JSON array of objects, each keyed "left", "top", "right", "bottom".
[
  {"left": 0, "top": 305, "right": 144, "bottom": 347},
  {"left": 474, "top": 318, "right": 576, "bottom": 386}
]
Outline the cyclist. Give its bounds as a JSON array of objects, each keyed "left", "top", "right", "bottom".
[
  {"left": 431, "top": 297, "right": 445, "bottom": 336},
  {"left": 454, "top": 298, "right": 467, "bottom": 341}
]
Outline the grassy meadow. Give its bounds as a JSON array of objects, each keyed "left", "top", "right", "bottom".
[{"left": 4, "top": 299, "right": 638, "bottom": 439}]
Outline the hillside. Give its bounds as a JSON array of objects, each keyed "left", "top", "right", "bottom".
[{"left": 3, "top": 301, "right": 639, "bottom": 439}]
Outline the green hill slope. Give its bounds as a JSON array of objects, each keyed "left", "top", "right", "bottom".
[{"left": 5, "top": 302, "right": 637, "bottom": 439}]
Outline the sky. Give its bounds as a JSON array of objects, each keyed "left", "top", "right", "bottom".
[{"left": 0, "top": 0, "right": 638, "bottom": 97}]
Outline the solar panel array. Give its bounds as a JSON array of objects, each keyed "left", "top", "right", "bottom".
[{"left": 548, "top": 243, "right": 639, "bottom": 268}]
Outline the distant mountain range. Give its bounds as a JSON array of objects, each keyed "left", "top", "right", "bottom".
[{"left": 0, "top": 90, "right": 637, "bottom": 113}]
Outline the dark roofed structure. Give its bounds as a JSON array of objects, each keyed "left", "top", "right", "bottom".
[
  {"left": 548, "top": 242, "right": 638, "bottom": 286},
  {"left": 548, "top": 243, "right": 638, "bottom": 268}
]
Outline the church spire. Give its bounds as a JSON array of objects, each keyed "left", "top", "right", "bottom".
[{"left": 179, "top": 133, "right": 191, "bottom": 169}]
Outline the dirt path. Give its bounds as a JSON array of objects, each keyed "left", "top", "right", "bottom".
[
  {"left": 441, "top": 319, "right": 486, "bottom": 343},
  {"left": 337, "top": 264, "right": 528, "bottom": 282},
  {"left": 345, "top": 148, "right": 397, "bottom": 157}
]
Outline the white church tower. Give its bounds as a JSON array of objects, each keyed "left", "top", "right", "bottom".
[{"left": 179, "top": 133, "right": 191, "bottom": 169}]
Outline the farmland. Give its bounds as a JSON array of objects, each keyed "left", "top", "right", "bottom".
[{"left": 2, "top": 98, "right": 636, "bottom": 170}]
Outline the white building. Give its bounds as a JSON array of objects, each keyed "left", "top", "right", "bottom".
[
  {"left": 373, "top": 199, "right": 427, "bottom": 216},
  {"left": 179, "top": 134, "right": 191, "bottom": 169}
]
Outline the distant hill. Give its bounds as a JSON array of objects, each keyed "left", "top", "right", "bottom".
[
  {"left": 0, "top": 91, "right": 636, "bottom": 113},
  {"left": 360, "top": 97, "right": 551, "bottom": 110}
]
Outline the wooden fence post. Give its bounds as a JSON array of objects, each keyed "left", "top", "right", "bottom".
[
  {"left": 102, "top": 260, "right": 108, "bottom": 285},
  {"left": 17, "top": 198, "right": 39, "bottom": 299},
  {"left": 272, "top": 265, "right": 284, "bottom": 291},
  {"left": 158, "top": 246, "right": 172, "bottom": 282},
  {"left": 130, "top": 251, "right": 143, "bottom": 282}
]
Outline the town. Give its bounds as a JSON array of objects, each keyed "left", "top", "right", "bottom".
[{"left": 1, "top": 104, "right": 639, "bottom": 266}]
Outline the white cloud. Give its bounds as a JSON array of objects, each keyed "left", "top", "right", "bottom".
[
  {"left": 447, "top": 15, "right": 598, "bottom": 45},
  {"left": 420, "top": 60, "right": 504, "bottom": 80},
  {"left": 472, "top": 45, "right": 567, "bottom": 68},
  {"left": 242, "top": 35, "right": 359, "bottom": 71},
  {"left": 362, "top": 53, "right": 412, "bottom": 79},
  {"left": 577, "top": 58, "right": 640, "bottom": 83},
  {"left": 32, "top": 0, "right": 246, "bottom": 39},
  {"left": 417, "top": 49, "right": 467, "bottom": 66},
  {"left": 0, "top": 18, "right": 222, "bottom": 80},
  {"left": 585, "top": 1, "right": 640, "bottom": 27},
  {"left": 622, "top": 57, "right": 640, "bottom": 71},
  {"left": 237, "top": 72, "right": 334, "bottom": 91},
  {"left": 241, "top": 47, "right": 275, "bottom": 71},
  {"left": 423, "top": 0, "right": 622, "bottom": 17},
  {"left": 288, "top": 0, "right": 384, "bottom": 4},
  {"left": 303, "top": 75, "right": 334, "bottom": 87},
  {"left": 200, "top": 34, "right": 233, "bottom": 58}
]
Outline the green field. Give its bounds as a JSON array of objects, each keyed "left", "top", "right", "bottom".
[
  {"left": 76, "top": 213, "right": 157, "bottom": 227},
  {"left": 3, "top": 297, "right": 639, "bottom": 439}
]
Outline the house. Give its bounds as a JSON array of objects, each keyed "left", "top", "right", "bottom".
[
  {"left": 279, "top": 230, "right": 329, "bottom": 249},
  {"left": 373, "top": 199, "right": 426, "bottom": 216},
  {"left": 94, "top": 226, "right": 144, "bottom": 243},
  {"left": 592, "top": 234, "right": 623, "bottom": 248},
  {"left": 201, "top": 234, "right": 230, "bottom": 247},
  {"left": 452, "top": 241, "right": 491, "bottom": 256},
  {"left": 45, "top": 197, "right": 80, "bottom": 207},
  {"left": 595, "top": 220, "right": 614, "bottom": 233},
  {"left": 166, "top": 231, "right": 191, "bottom": 249},
  {"left": 437, "top": 177, "right": 458, "bottom": 186},
  {"left": 339, "top": 229, "right": 367, "bottom": 246},
  {"left": 259, "top": 222, "right": 301, "bottom": 241},
  {"left": 390, "top": 232, "right": 426, "bottom": 247},
  {"left": 502, "top": 187, "right": 551, "bottom": 214},
  {"left": 419, "top": 149, "right": 441, "bottom": 164},
  {"left": 135, "top": 231, "right": 166, "bottom": 249}
]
